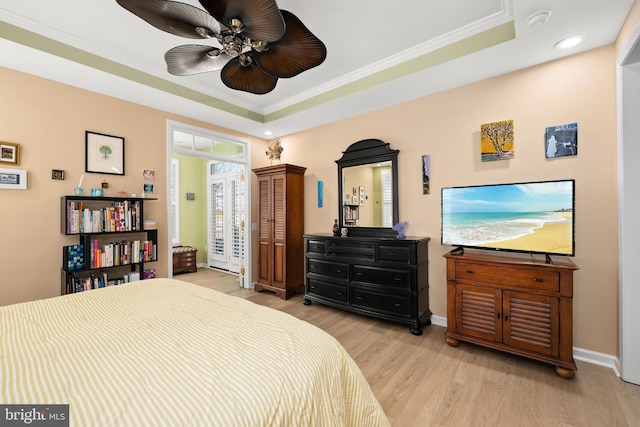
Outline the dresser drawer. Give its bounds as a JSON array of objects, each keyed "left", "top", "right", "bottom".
[
  {"left": 307, "top": 279, "right": 348, "bottom": 303},
  {"left": 455, "top": 262, "right": 559, "bottom": 292},
  {"left": 327, "top": 240, "right": 375, "bottom": 260},
  {"left": 351, "top": 288, "right": 411, "bottom": 317},
  {"left": 504, "top": 268, "right": 559, "bottom": 292},
  {"left": 379, "top": 245, "right": 411, "bottom": 263},
  {"left": 353, "top": 265, "right": 411, "bottom": 289},
  {"left": 306, "top": 239, "right": 326, "bottom": 254},
  {"left": 307, "top": 259, "right": 348, "bottom": 280}
]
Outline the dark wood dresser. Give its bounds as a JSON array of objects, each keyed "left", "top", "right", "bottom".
[
  {"left": 303, "top": 234, "right": 431, "bottom": 334},
  {"left": 444, "top": 250, "right": 578, "bottom": 378}
]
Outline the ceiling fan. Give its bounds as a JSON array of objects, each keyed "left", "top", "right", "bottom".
[{"left": 116, "top": 0, "right": 327, "bottom": 94}]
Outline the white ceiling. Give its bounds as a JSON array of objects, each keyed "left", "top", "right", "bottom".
[{"left": 0, "top": 0, "right": 633, "bottom": 139}]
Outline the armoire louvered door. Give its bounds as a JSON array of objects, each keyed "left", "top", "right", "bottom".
[{"left": 254, "top": 164, "right": 306, "bottom": 299}]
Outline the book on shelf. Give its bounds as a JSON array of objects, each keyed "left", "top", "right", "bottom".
[
  {"left": 63, "top": 245, "right": 84, "bottom": 271},
  {"left": 65, "top": 199, "right": 143, "bottom": 234}
]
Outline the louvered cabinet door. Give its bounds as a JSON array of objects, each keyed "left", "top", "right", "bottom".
[
  {"left": 257, "top": 176, "right": 272, "bottom": 286},
  {"left": 455, "top": 284, "right": 502, "bottom": 342},
  {"left": 271, "top": 173, "right": 286, "bottom": 289},
  {"left": 503, "top": 291, "right": 559, "bottom": 356}
]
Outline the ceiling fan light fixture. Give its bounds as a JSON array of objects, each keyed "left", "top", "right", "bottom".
[
  {"left": 206, "top": 48, "right": 221, "bottom": 58},
  {"left": 239, "top": 55, "right": 253, "bottom": 67},
  {"left": 195, "top": 26, "right": 213, "bottom": 38},
  {"left": 252, "top": 40, "right": 269, "bottom": 52},
  {"left": 230, "top": 18, "right": 245, "bottom": 34}
]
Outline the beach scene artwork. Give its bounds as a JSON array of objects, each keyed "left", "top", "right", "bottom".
[{"left": 442, "top": 180, "right": 574, "bottom": 255}]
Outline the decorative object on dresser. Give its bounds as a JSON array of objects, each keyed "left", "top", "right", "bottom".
[
  {"left": 60, "top": 195, "right": 158, "bottom": 294},
  {"left": 444, "top": 250, "right": 579, "bottom": 378},
  {"left": 253, "top": 164, "right": 306, "bottom": 299},
  {"left": 303, "top": 234, "right": 431, "bottom": 335},
  {"left": 173, "top": 246, "right": 198, "bottom": 274}
]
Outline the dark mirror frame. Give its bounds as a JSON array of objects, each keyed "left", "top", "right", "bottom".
[{"left": 337, "top": 139, "right": 399, "bottom": 237}]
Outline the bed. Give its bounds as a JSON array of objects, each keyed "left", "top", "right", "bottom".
[{"left": 1, "top": 278, "right": 390, "bottom": 426}]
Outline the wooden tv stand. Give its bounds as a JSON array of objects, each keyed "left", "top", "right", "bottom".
[{"left": 444, "top": 250, "right": 578, "bottom": 378}]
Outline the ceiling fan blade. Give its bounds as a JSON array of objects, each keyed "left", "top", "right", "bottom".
[
  {"left": 165, "top": 45, "right": 231, "bottom": 75},
  {"left": 220, "top": 57, "right": 278, "bottom": 94},
  {"left": 199, "top": 0, "right": 284, "bottom": 42},
  {"left": 116, "top": 0, "right": 221, "bottom": 39},
  {"left": 253, "top": 10, "right": 327, "bottom": 79}
]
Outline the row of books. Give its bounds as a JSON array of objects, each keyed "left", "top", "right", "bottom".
[
  {"left": 65, "top": 272, "right": 141, "bottom": 294},
  {"left": 66, "top": 200, "right": 142, "bottom": 234},
  {"left": 89, "top": 238, "right": 156, "bottom": 269}
]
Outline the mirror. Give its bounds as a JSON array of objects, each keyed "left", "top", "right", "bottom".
[{"left": 337, "top": 139, "right": 399, "bottom": 237}]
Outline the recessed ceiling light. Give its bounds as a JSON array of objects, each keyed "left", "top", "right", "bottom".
[
  {"left": 264, "top": 131, "right": 273, "bottom": 136},
  {"left": 554, "top": 35, "right": 585, "bottom": 50}
]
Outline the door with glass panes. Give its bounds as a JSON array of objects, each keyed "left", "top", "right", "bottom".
[{"left": 207, "top": 162, "right": 245, "bottom": 272}]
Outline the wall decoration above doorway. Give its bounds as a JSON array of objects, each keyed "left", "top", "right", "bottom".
[
  {"left": 422, "top": 155, "right": 430, "bottom": 195},
  {"left": 480, "top": 119, "right": 514, "bottom": 161},
  {"left": 546, "top": 122, "right": 578, "bottom": 159},
  {"left": 85, "top": 131, "right": 125, "bottom": 175}
]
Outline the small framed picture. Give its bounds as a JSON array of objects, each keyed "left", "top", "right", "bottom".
[
  {"left": 0, "top": 168, "right": 27, "bottom": 190},
  {"left": 143, "top": 169, "right": 155, "bottom": 181},
  {"left": 85, "top": 131, "right": 125, "bottom": 175},
  {"left": 352, "top": 196, "right": 358, "bottom": 204},
  {"left": 359, "top": 186, "right": 365, "bottom": 205},
  {"left": 143, "top": 183, "right": 154, "bottom": 194},
  {"left": 0, "top": 142, "right": 20, "bottom": 165}
]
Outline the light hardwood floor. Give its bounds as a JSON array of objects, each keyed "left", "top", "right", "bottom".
[{"left": 176, "top": 268, "right": 640, "bottom": 427}]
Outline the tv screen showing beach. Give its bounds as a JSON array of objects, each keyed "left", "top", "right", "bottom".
[{"left": 441, "top": 180, "right": 575, "bottom": 256}]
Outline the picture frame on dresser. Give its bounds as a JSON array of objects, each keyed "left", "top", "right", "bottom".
[{"left": 85, "top": 131, "right": 125, "bottom": 175}]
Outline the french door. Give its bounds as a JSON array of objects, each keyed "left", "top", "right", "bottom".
[{"left": 207, "top": 163, "right": 245, "bottom": 273}]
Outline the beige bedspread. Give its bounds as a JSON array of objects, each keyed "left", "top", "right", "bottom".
[{"left": 1, "top": 278, "right": 390, "bottom": 426}]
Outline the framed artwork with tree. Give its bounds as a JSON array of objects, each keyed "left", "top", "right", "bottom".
[
  {"left": 480, "top": 119, "right": 514, "bottom": 162},
  {"left": 85, "top": 131, "right": 125, "bottom": 175}
]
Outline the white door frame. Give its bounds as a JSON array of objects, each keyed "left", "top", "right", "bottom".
[
  {"left": 166, "top": 120, "right": 252, "bottom": 288},
  {"left": 617, "top": 24, "right": 640, "bottom": 385}
]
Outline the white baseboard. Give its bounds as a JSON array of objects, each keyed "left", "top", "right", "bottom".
[
  {"left": 573, "top": 347, "right": 621, "bottom": 376},
  {"left": 430, "top": 315, "right": 620, "bottom": 375}
]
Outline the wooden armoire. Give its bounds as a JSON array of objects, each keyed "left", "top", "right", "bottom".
[{"left": 253, "top": 164, "right": 306, "bottom": 299}]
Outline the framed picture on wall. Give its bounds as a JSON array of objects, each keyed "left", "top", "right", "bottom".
[
  {"left": 85, "top": 131, "right": 125, "bottom": 175},
  {"left": 0, "top": 142, "right": 20, "bottom": 165},
  {"left": 0, "top": 168, "right": 27, "bottom": 190}
]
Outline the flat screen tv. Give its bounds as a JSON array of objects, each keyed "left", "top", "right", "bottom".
[{"left": 441, "top": 179, "right": 575, "bottom": 259}]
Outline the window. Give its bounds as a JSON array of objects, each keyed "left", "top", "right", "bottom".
[{"left": 381, "top": 168, "right": 392, "bottom": 227}]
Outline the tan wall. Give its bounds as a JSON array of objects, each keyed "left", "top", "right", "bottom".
[
  {"left": 280, "top": 46, "right": 619, "bottom": 356},
  {"left": 0, "top": 66, "right": 266, "bottom": 306},
  {"left": 616, "top": 0, "right": 640, "bottom": 57},
  {"left": 0, "top": 41, "right": 623, "bottom": 356}
]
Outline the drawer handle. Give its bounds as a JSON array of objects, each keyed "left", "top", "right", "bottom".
[
  {"left": 356, "top": 272, "right": 362, "bottom": 276},
  {"left": 496, "top": 313, "right": 500, "bottom": 319},
  {"left": 504, "top": 315, "right": 509, "bottom": 321},
  {"left": 311, "top": 285, "right": 316, "bottom": 290},
  {"left": 388, "top": 252, "right": 396, "bottom": 256},
  {"left": 533, "top": 278, "right": 544, "bottom": 283},
  {"left": 356, "top": 296, "right": 363, "bottom": 300},
  {"left": 465, "top": 269, "right": 474, "bottom": 274},
  {"left": 336, "top": 269, "right": 342, "bottom": 273},
  {"left": 394, "top": 303, "right": 402, "bottom": 307},
  {"left": 336, "top": 292, "right": 343, "bottom": 296},
  {"left": 394, "top": 277, "right": 402, "bottom": 281}
]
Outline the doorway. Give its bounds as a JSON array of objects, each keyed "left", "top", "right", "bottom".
[
  {"left": 618, "top": 25, "right": 640, "bottom": 385},
  {"left": 167, "top": 120, "right": 252, "bottom": 287}
]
